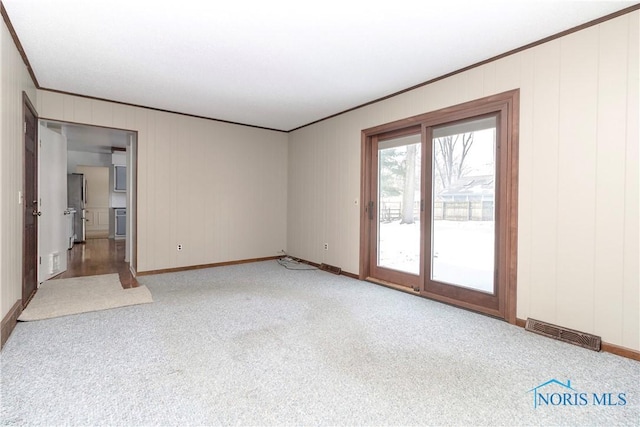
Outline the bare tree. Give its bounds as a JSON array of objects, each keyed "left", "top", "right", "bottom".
[
  {"left": 434, "top": 133, "right": 474, "bottom": 192},
  {"left": 400, "top": 144, "right": 417, "bottom": 224},
  {"left": 379, "top": 148, "right": 404, "bottom": 199}
]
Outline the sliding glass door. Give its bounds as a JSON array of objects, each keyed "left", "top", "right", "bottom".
[
  {"left": 429, "top": 116, "right": 497, "bottom": 294},
  {"left": 369, "top": 130, "right": 423, "bottom": 290},
  {"left": 361, "top": 91, "right": 518, "bottom": 322}
]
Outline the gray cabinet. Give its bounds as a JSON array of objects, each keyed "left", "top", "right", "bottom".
[
  {"left": 115, "top": 208, "right": 126, "bottom": 237},
  {"left": 114, "top": 165, "right": 126, "bottom": 192}
]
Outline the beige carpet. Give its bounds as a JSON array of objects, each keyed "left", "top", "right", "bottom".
[{"left": 18, "top": 274, "right": 153, "bottom": 321}]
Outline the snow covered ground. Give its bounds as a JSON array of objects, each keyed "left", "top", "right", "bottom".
[{"left": 378, "top": 219, "right": 495, "bottom": 293}]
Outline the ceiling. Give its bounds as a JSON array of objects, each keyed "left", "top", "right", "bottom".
[
  {"left": 3, "top": 1, "right": 636, "bottom": 131},
  {"left": 43, "top": 121, "right": 132, "bottom": 154}
]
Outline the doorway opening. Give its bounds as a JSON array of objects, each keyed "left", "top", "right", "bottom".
[
  {"left": 37, "top": 120, "right": 138, "bottom": 289},
  {"left": 360, "top": 90, "right": 519, "bottom": 322}
]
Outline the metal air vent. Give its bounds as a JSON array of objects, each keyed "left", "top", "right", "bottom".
[
  {"left": 319, "top": 263, "right": 342, "bottom": 275},
  {"left": 525, "top": 318, "right": 601, "bottom": 351}
]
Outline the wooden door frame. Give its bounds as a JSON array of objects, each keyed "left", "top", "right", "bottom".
[
  {"left": 22, "top": 91, "right": 38, "bottom": 305},
  {"left": 359, "top": 90, "right": 519, "bottom": 323},
  {"left": 366, "top": 126, "right": 424, "bottom": 291},
  {"left": 37, "top": 118, "right": 139, "bottom": 277}
]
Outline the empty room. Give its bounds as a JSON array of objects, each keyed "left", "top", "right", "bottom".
[{"left": 1, "top": 1, "right": 638, "bottom": 425}]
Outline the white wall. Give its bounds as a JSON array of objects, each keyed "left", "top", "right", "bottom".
[
  {"left": 77, "top": 165, "right": 109, "bottom": 208},
  {"left": 37, "top": 91, "right": 289, "bottom": 273},
  {"left": 287, "top": 12, "right": 639, "bottom": 351},
  {"left": 125, "top": 139, "right": 135, "bottom": 264},
  {"left": 66, "top": 150, "right": 111, "bottom": 173},
  {"left": 0, "top": 18, "right": 37, "bottom": 320}
]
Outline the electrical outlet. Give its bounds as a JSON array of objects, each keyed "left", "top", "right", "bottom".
[
  {"left": 323, "top": 243, "right": 329, "bottom": 251},
  {"left": 177, "top": 244, "right": 183, "bottom": 251}
]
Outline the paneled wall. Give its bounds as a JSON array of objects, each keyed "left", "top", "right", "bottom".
[
  {"left": 287, "top": 12, "right": 639, "bottom": 351},
  {"left": 0, "top": 18, "right": 37, "bottom": 318},
  {"left": 36, "top": 91, "right": 289, "bottom": 273}
]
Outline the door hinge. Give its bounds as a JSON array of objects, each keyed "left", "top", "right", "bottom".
[
  {"left": 420, "top": 199, "right": 425, "bottom": 212},
  {"left": 368, "top": 201, "right": 374, "bottom": 220},
  {"left": 24, "top": 122, "right": 27, "bottom": 134},
  {"left": 39, "top": 256, "right": 41, "bottom": 265}
]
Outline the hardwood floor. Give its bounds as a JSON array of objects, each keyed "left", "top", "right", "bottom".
[{"left": 52, "top": 238, "right": 139, "bottom": 288}]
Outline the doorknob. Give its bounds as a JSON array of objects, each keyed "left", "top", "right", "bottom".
[{"left": 32, "top": 210, "right": 41, "bottom": 216}]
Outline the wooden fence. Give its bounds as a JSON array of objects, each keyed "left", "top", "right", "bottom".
[{"left": 379, "top": 200, "right": 494, "bottom": 222}]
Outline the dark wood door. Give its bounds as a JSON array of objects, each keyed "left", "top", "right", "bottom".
[{"left": 23, "top": 94, "right": 38, "bottom": 305}]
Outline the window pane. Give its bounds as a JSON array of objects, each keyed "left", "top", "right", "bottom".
[
  {"left": 431, "top": 116, "right": 496, "bottom": 293},
  {"left": 377, "top": 135, "right": 421, "bottom": 275}
]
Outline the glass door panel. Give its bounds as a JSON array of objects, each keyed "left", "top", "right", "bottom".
[
  {"left": 363, "top": 92, "right": 517, "bottom": 321},
  {"left": 373, "top": 132, "right": 422, "bottom": 283},
  {"left": 430, "top": 116, "right": 496, "bottom": 293}
]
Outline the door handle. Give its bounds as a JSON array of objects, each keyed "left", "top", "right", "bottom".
[{"left": 32, "top": 210, "right": 41, "bottom": 216}]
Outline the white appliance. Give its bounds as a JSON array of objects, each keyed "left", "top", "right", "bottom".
[
  {"left": 67, "top": 173, "right": 86, "bottom": 242},
  {"left": 65, "top": 207, "right": 76, "bottom": 249}
]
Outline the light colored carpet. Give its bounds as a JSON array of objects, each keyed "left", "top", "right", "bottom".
[
  {"left": 18, "top": 273, "right": 153, "bottom": 321},
  {"left": 2, "top": 261, "right": 638, "bottom": 425}
]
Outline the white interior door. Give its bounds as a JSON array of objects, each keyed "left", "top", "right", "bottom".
[{"left": 38, "top": 124, "right": 68, "bottom": 282}]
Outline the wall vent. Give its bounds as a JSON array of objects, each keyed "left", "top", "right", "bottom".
[
  {"left": 525, "top": 318, "right": 601, "bottom": 352},
  {"left": 49, "top": 252, "right": 60, "bottom": 274},
  {"left": 319, "top": 263, "right": 342, "bottom": 275}
]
